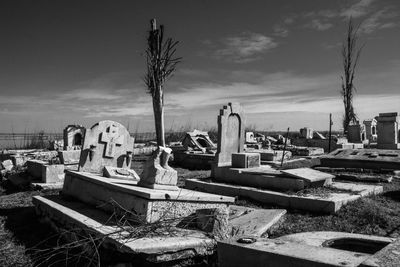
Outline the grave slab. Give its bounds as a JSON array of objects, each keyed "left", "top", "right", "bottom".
[
  {"left": 218, "top": 237, "right": 371, "bottom": 267},
  {"left": 320, "top": 149, "right": 400, "bottom": 170},
  {"left": 33, "top": 195, "right": 216, "bottom": 264},
  {"left": 361, "top": 237, "right": 400, "bottom": 267},
  {"left": 186, "top": 179, "right": 382, "bottom": 213},
  {"left": 63, "top": 170, "right": 234, "bottom": 223},
  {"left": 212, "top": 166, "right": 305, "bottom": 191},
  {"left": 281, "top": 168, "right": 334, "bottom": 186},
  {"left": 229, "top": 205, "right": 286, "bottom": 237}
]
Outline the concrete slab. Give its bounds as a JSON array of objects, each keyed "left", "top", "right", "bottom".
[
  {"left": 277, "top": 231, "right": 394, "bottom": 248},
  {"left": 58, "top": 150, "right": 81, "bottom": 165},
  {"left": 320, "top": 149, "right": 400, "bottom": 170},
  {"left": 281, "top": 168, "right": 334, "bottom": 186},
  {"left": 42, "top": 164, "right": 65, "bottom": 183},
  {"left": 229, "top": 206, "right": 286, "bottom": 237},
  {"left": 63, "top": 171, "right": 234, "bottom": 223},
  {"left": 218, "top": 237, "right": 372, "bottom": 267},
  {"left": 186, "top": 179, "right": 382, "bottom": 213},
  {"left": 33, "top": 195, "right": 216, "bottom": 263},
  {"left": 212, "top": 166, "right": 305, "bottom": 191},
  {"left": 361, "top": 237, "right": 400, "bottom": 267},
  {"left": 27, "top": 159, "right": 47, "bottom": 178}
]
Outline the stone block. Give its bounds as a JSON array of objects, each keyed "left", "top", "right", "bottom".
[
  {"left": 62, "top": 170, "right": 234, "bottom": 223},
  {"left": 260, "top": 150, "right": 291, "bottom": 162},
  {"left": 229, "top": 206, "right": 286, "bottom": 237},
  {"left": 42, "top": 164, "right": 65, "bottom": 183},
  {"left": 138, "top": 146, "right": 179, "bottom": 190},
  {"left": 27, "top": 159, "right": 47, "bottom": 178},
  {"left": 196, "top": 208, "right": 230, "bottom": 240},
  {"left": 281, "top": 168, "right": 334, "bottom": 187},
  {"left": 58, "top": 150, "right": 81, "bottom": 164},
  {"left": 10, "top": 155, "right": 26, "bottom": 166},
  {"left": 232, "top": 153, "right": 260, "bottom": 168},
  {"left": 1, "top": 159, "right": 13, "bottom": 171}
]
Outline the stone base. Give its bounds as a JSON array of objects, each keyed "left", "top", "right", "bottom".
[
  {"left": 212, "top": 165, "right": 305, "bottom": 191},
  {"left": 377, "top": 143, "right": 400, "bottom": 150},
  {"left": 63, "top": 170, "right": 234, "bottom": 223},
  {"left": 32, "top": 195, "right": 216, "bottom": 264},
  {"left": 186, "top": 179, "right": 383, "bottom": 214},
  {"left": 173, "top": 151, "right": 214, "bottom": 170},
  {"left": 218, "top": 232, "right": 394, "bottom": 267},
  {"left": 137, "top": 180, "right": 180, "bottom": 191}
]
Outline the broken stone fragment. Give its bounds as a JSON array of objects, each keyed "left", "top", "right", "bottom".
[
  {"left": 196, "top": 208, "right": 230, "bottom": 240},
  {"left": 138, "top": 146, "right": 179, "bottom": 190}
]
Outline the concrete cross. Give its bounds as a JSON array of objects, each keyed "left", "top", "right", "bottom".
[{"left": 100, "top": 125, "right": 124, "bottom": 158}]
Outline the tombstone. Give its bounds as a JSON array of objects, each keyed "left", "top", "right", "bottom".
[
  {"left": 245, "top": 132, "right": 257, "bottom": 143},
  {"left": 78, "top": 120, "right": 134, "bottom": 174},
  {"left": 63, "top": 125, "right": 85, "bottom": 150},
  {"left": 299, "top": 127, "right": 313, "bottom": 139},
  {"left": 347, "top": 122, "right": 367, "bottom": 143},
  {"left": 376, "top": 112, "right": 400, "bottom": 149},
  {"left": 364, "top": 118, "right": 377, "bottom": 142},
  {"left": 214, "top": 103, "right": 245, "bottom": 167},
  {"left": 182, "top": 129, "right": 216, "bottom": 153}
]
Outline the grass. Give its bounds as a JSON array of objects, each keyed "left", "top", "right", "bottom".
[{"left": 1, "top": 157, "right": 400, "bottom": 266}]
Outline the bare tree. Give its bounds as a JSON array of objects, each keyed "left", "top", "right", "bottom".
[
  {"left": 144, "top": 19, "right": 181, "bottom": 147},
  {"left": 341, "top": 18, "right": 363, "bottom": 134}
]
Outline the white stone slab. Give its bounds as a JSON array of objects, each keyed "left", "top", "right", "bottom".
[{"left": 281, "top": 168, "right": 335, "bottom": 183}]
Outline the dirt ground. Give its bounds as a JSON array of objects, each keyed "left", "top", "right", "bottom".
[{"left": 1, "top": 159, "right": 400, "bottom": 266}]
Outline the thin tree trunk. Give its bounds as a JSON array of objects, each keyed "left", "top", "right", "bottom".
[{"left": 152, "top": 85, "right": 165, "bottom": 147}]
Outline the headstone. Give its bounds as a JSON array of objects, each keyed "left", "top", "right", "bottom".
[
  {"left": 63, "top": 124, "right": 85, "bottom": 150},
  {"left": 138, "top": 146, "right": 179, "bottom": 190},
  {"left": 347, "top": 122, "right": 367, "bottom": 143},
  {"left": 299, "top": 127, "right": 313, "bottom": 139},
  {"left": 78, "top": 120, "right": 134, "bottom": 174},
  {"left": 215, "top": 103, "right": 245, "bottom": 167},
  {"left": 363, "top": 118, "right": 377, "bottom": 142},
  {"left": 313, "top": 131, "right": 326, "bottom": 139},
  {"left": 376, "top": 112, "right": 400, "bottom": 149}
]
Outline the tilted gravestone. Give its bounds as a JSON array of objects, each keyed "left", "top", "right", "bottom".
[
  {"left": 78, "top": 120, "right": 134, "bottom": 174},
  {"left": 214, "top": 103, "right": 245, "bottom": 167}
]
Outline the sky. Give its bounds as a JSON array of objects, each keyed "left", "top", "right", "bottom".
[{"left": 0, "top": 0, "right": 399, "bottom": 133}]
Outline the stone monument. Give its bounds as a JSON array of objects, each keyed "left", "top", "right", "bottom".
[
  {"left": 78, "top": 120, "right": 134, "bottom": 174},
  {"left": 138, "top": 146, "right": 179, "bottom": 190},
  {"left": 347, "top": 122, "right": 367, "bottom": 144},
  {"left": 299, "top": 127, "right": 313, "bottom": 139},
  {"left": 214, "top": 103, "right": 245, "bottom": 167},
  {"left": 63, "top": 124, "right": 85, "bottom": 150},
  {"left": 364, "top": 118, "right": 377, "bottom": 142},
  {"left": 376, "top": 112, "right": 400, "bottom": 149}
]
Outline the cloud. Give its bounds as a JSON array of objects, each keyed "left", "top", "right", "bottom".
[
  {"left": 273, "top": 25, "right": 289, "bottom": 37},
  {"left": 340, "top": 0, "right": 375, "bottom": 18},
  {"left": 212, "top": 32, "right": 278, "bottom": 63},
  {"left": 360, "top": 8, "right": 399, "bottom": 33},
  {"left": 305, "top": 19, "right": 333, "bottom": 31}
]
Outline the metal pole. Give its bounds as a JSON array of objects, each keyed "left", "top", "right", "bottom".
[
  {"left": 281, "top": 127, "right": 290, "bottom": 167},
  {"left": 328, "top": 113, "right": 332, "bottom": 153}
]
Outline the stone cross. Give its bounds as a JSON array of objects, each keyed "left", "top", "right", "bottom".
[{"left": 100, "top": 125, "right": 124, "bottom": 158}]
